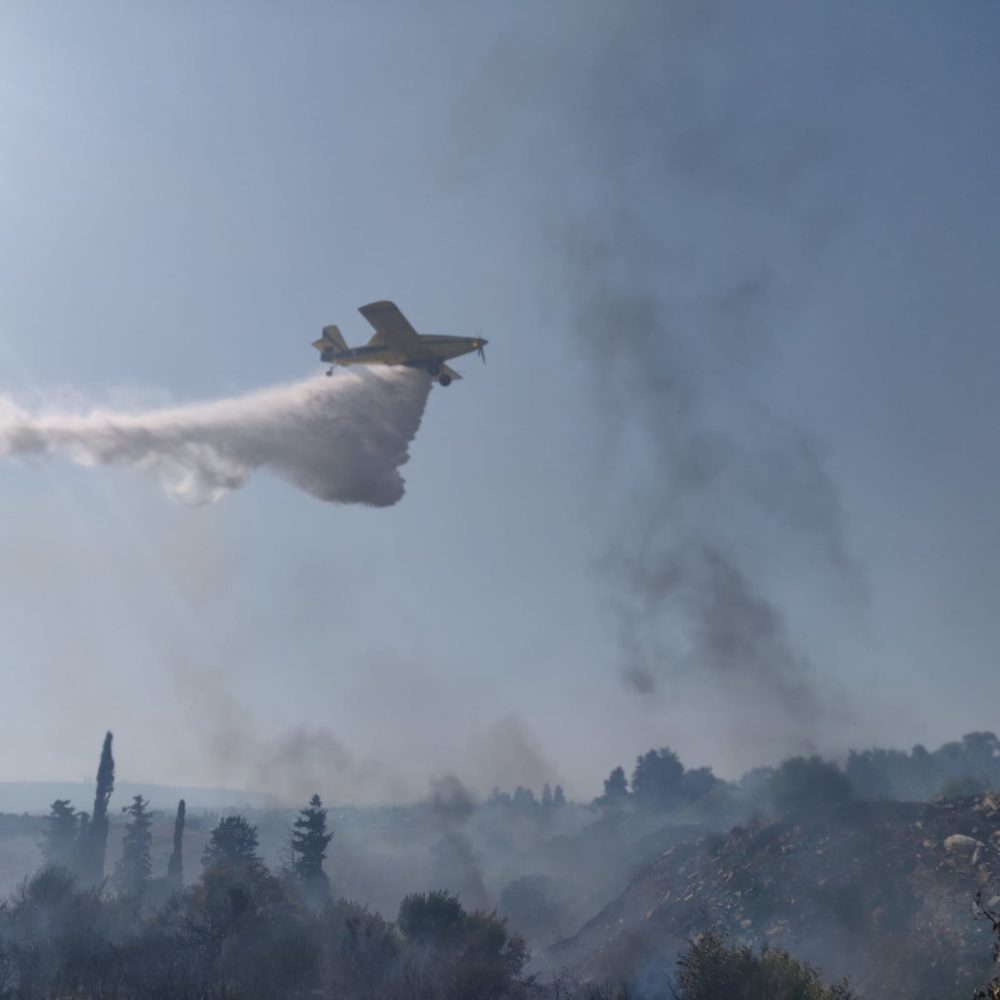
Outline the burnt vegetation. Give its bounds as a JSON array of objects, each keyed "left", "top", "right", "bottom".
[{"left": 3, "top": 731, "right": 1000, "bottom": 997}]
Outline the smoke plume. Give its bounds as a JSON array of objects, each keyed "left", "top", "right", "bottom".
[
  {"left": 0, "top": 368, "right": 431, "bottom": 506},
  {"left": 456, "top": 2, "right": 863, "bottom": 762}
]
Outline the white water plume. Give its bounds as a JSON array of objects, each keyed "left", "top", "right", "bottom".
[{"left": 0, "top": 368, "right": 431, "bottom": 506}]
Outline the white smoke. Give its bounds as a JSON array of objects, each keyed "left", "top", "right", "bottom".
[{"left": 0, "top": 367, "right": 432, "bottom": 506}]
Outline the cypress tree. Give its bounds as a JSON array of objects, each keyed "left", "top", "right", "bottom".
[
  {"left": 80, "top": 731, "right": 115, "bottom": 885},
  {"left": 166, "top": 799, "right": 186, "bottom": 888}
]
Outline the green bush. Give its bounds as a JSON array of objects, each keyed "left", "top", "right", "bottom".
[{"left": 674, "top": 933, "right": 858, "bottom": 1000}]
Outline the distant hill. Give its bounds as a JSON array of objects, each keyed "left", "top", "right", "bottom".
[
  {"left": 548, "top": 795, "right": 1000, "bottom": 999},
  {"left": 0, "top": 781, "right": 276, "bottom": 814}
]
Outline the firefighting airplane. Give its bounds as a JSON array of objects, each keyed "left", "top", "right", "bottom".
[{"left": 312, "top": 300, "right": 487, "bottom": 386}]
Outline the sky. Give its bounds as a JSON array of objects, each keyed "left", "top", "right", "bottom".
[{"left": 0, "top": 1, "right": 998, "bottom": 804}]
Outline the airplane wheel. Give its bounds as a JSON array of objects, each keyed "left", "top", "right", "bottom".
[
  {"left": 325, "top": 369, "right": 333, "bottom": 377},
  {"left": 439, "top": 374, "right": 452, "bottom": 387}
]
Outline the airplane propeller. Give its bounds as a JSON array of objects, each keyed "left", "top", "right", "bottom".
[
  {"left": 476, "top": 326, "right": 487, "bottom": 364},
  {"left": 477, "top": 343, "right": 487, "bottom": 364}
]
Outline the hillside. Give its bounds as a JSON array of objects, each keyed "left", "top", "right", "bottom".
[{"left": 548, "top": 795, "right": 1000, "bottom": 998}]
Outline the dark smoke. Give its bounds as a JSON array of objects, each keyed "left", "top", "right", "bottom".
[
  {"left": 564, "top": 136, "right": 856, "bottom": 753},
  {"left": 457, "top": 1, "right": 862, "bottom": 760}
]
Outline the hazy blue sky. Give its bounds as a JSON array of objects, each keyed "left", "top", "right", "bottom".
[{"left": 0, "top": 1, "right": 998, "bottom": 803}]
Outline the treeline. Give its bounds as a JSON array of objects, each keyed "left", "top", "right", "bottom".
[
  {"left": 845, "top": 732, "right": 1000, "bottom": 801},
  {"left": 0, "top": 855, "right": 532, "bottom": 999},
  {"left": 6, "top": 730, "right": 1000, "bottom": 999},
  {"left": 34, "top": 733, "right": 334, "bottom": 908},
  {"left": 0, "top": 866, "right": 863, "bottom": 1000},
  {"left": 584, "top": 731, "right": 1000, "bottom": 822},
  {"left": 2, "top": 732, "right": 534, "bottom": 999},
  {"left": 486, "top": 783, "right": 567, "bottom": 813},
  {"left": 386, "top": 731, "right": 1000, "bottom": 846}
]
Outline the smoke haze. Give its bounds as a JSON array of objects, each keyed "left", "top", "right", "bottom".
[
  {"left": 2, "top": 0, "right": 998, "bottom": 801},
  {"left": 0, "top": 368, "right": 431, "bottom": 506}
]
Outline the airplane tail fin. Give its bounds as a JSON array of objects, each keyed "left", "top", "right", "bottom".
[
  {"left": 312, "top": 324, "right": 348, "bottom": 354},
  {"left": 320, "top": 325, "right": 347, "bottom": 351}
]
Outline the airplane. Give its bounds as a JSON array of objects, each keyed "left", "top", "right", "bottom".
[{"left": 312, "top": 300, "right": 487, "bottom": 386}]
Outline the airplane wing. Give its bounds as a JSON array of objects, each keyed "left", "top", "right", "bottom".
[{"left": 358, "top": 301, "right": 432, "bottom": 359}]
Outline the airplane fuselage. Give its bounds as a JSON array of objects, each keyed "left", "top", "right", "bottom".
[{"left": 320, "top": 335, "right": 482, "bottom": 369}]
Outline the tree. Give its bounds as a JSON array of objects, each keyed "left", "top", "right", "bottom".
[
  {"left": 290, "top": 794, "right": 332, "bottom": 908},
  {"left": 40, "top": 799, "right": 79, "bottom": 873},
  {"left": 974, "top": 890, "right": 1000, "bottom": 999},
  {"left": 166, "top": 799, "right": 185, "bottom": 888},
  {"left": 397, "top": 891, "right": 531, "bottom": 1000},
  {"left": 768, "top": 756, "right": 852, "bottom": 814},
  {"left": 597, "top": 766, "right": 630, "bottom": 807},
  {"left": 202, "top": 814, "right": 261, "bottom": 871},
  {"left": 541, "top": 783, "right": 554, "bottom": 809},
  {"left": 113, "top": 795, "right": 153, "bottom": 897},
  {"left": 631, "top": 748, "right": 684, "bottom": 810},
  {"left": 184, "top": 853, "right": 314, "bottom": 997},
  {"left": 318, "top": 899, "right": 400, "bottom": 998},
  {"left": 3, "top": 866, "right": 107, "bottom": 998},
  {"left": 552, "top": 784, "right": 566, "bottom": 807},
  {"left": 79, "top": 731, "right": 114, "bottom": 885},
  {"left": 675, "top": 932, "right": 858, "bottom": 999},
  {"left": 511, "top": 786, "right": 537, "bottom": 811},
  {"left": 488, "top": 787, "right": 512, "bottom": 807},
  {"left": 680, "top": 766, "right": 721, "bottom": 803},
  {"left": 398, "top": 890, "right": 465, "bottom": 945}
]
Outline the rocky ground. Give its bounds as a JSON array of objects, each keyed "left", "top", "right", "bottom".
[{"left": 547, "top": 795, "right": 1000, "bottom": 998}]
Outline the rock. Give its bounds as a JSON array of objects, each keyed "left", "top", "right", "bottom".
[
  {"left": 976, "top": 793, "right": 1000, "bottom": 817},
  {"left": 944, "top": 833, "right": 983, "bottom": 853}
]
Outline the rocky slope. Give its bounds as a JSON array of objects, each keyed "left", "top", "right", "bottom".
[{"left": 548, "top": 796, "right": 1000, "bottom": 998}]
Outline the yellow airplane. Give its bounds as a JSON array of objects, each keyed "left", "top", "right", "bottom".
[{"left": 312, "top": 300, "right": 487, "bottom": 387}]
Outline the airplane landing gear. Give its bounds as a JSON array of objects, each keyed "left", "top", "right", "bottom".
[
  {"left": 439, "top": 374, "right": 452, "bottom": 387},
  {"left": 326, "top": 368, "right": 334, "bottom": 377}
]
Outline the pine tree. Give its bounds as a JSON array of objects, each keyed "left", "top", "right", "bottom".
[
  {"left": 166, "top": 799, "right": 186, "bottom": 888},
  {"left": 202, "top": 814, "right": 260, "bottom": 870},
  {"left": 631, "top": 748, "right": 684, "bottom": 810},
  {"left": 598, "top": 766, "right": 630, "bottom": 807},
  {"left": 541, "top": 783, "right": 554, "bottom": 809},
  {"left": 80, "top": 731, "right": 115, "bottom": 885},
  {"left": 512, "top": 786, "right": 537, "bottom": 811},
  {"left": 41, "top": 799, "right": 79, "bottom": 872},
  {"left": 113, "top": 795, "right": 152, "bottom": 897},
  {"left": 291, "top": 794, "right": 333, "bottom": 908},
  {"left": 553, "top": 784, "right": 566, "bottom": 807}
]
